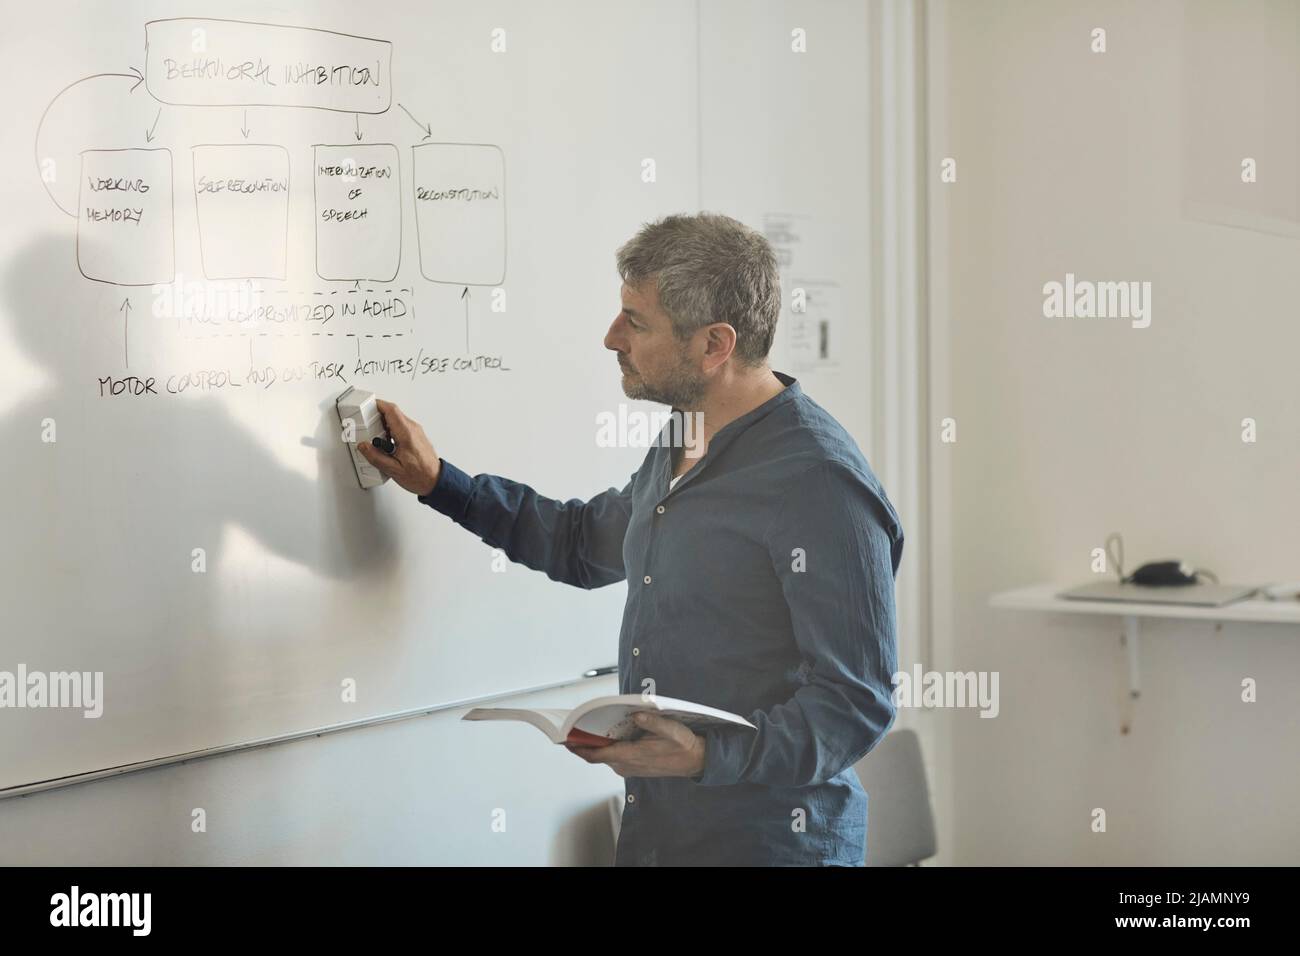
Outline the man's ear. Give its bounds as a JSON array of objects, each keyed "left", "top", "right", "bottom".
[{"left": 702, "top": 322, "right": 737, "bottom": 368}]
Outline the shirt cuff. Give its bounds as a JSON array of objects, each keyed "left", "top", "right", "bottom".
[
  {"left": 417, "top": 458, "right": 473, "bottom": 520},
  {"left": 690, "top": 724, "right": 754, "bottom": 787}
]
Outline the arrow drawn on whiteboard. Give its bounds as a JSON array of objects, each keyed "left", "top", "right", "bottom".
[
  {"left": 119, "top": 298, "right": 132, "bottom": 368},
  {"left": 144, "top": 107, "right": 161, "bottom": 143},
  {"left": 397, "top": 103, "right": 432, "bottom": 140},
  {"left": 34, "top": 69, "right": 145, "bottom": 217},
  {"left": 354, "top": 113, "right": 363, "bottom": 141},
  {"left": 462, "top": 287, "right": 470, "bottom": 352},
  {"left": 241, "top": 109, "right": 250, "bottom": 139}
]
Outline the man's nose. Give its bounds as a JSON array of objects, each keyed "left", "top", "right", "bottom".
[{"left": 604, "top": 315, "right": 626, "bottom": 352}]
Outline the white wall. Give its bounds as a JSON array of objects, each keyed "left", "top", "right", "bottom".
[
  {"left": 698, "top": 0, "right": 875, "bottom": 444},
  {"left": 929, "top": 0, "right": 1300, "bottom": 864}
]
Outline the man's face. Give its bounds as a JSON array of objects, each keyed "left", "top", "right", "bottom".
[{"left": 604, "top": 280, "right": 707, "bottom": 408}]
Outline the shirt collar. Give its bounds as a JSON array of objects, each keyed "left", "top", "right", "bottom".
[
  {"left": 656, "top": 370, "right": 801, "bottom": 456},
  {"left": 708, "top": 370, "right": 800, "bottom": 444}
]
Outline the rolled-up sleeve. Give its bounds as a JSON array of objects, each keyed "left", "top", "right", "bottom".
[
  {"left": 692, "top": 460, "right": 902, "bottom": 787},
  {"left": 418, "top": 458, "right": 635, "bottom": 590}
]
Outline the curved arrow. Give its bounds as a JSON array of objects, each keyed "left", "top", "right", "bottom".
[{"left": 34, "top": 69, "right": 145, "bottom": 218}]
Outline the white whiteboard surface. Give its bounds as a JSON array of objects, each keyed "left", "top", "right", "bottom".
[{"left": 1, "top": 0, "right": 699, "bottom": 791}]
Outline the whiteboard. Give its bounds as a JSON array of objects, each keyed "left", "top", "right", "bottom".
[{"left": 0, "top": 0, "right": 700, "bottom": 791}]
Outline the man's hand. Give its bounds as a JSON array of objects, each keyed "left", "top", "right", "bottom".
[
  {"left": 355, "top": 399, "right": 443, "bottom": 497},
  {"left": 566, "top": 713, "right": 707, "bottom": 778}
]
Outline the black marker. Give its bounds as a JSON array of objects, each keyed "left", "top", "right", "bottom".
[{"left": 372, "top": 436, "right": 397, "bottom": 455}]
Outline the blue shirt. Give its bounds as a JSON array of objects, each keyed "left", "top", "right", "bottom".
[{"left": 420, "top": 371, "right": 903, "bottom": 865}]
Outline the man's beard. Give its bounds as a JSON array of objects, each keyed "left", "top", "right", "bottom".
[{"left": 620, "top": 351, "right": 707, "bottom": 408}]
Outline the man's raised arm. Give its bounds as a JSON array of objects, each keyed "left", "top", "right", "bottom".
[{"left": 357, "top": 399, "right": 634, "bottom": 590}]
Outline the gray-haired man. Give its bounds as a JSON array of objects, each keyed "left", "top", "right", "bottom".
[{"left": 359, "top": 212, "right": 903, "bottom": 866}]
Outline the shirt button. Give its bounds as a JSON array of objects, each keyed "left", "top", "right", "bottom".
[
  {"left": 643, "top": 575, "right": 652, "bottom": 585},
  {"left": 627, "top": 794, "right": 636, "bottom": 804},
  {"left": 656, "top": 505, "right": 665, "bottom": 514},
  {"left": 631, "top": 647, "right": 639, "bottom": 656}
]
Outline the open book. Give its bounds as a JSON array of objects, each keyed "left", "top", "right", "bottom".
[{"left": 462, "top": 694, "right": 756, "bottom": 748}]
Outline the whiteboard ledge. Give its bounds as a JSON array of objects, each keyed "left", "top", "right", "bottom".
[{"left": 0, "top": 672, "right": 616, "bottom": 801}]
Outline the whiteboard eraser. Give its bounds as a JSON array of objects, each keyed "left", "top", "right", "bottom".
[{"left": 336, "top": 386, "right": 390, "bottom": 490}]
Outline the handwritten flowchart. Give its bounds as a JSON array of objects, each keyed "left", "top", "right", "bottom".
[{"left": 35, "top": 17, "right": 510, "bottom": 392}]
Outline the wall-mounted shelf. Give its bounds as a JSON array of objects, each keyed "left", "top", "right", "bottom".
[{"left": 989, "top": 585, "right": 1300, "bottom": 734}]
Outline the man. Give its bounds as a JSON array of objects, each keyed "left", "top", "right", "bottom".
[{"left": 357, "top": 212, "right": 903, "bottom": 866}]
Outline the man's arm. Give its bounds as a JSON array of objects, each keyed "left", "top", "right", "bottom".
[
  {"left": 355, "top": 400, "right": 634, "bottom": 590},
  {"left": 420, "top": 458, "right": 635, "bottom": 590},
  {"left": 691, "top": 459, "right": 903, "bottom": 788}
]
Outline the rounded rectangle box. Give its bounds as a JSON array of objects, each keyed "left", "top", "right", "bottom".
[
  {"left": 77, "top": 148, "right": 175, "bottom": 287},
  {"left": 192, "top": 143, "right": 290, "bottom": 280},
  {"left": 314, "top": 144, "right": 402, "bottom": 281},
  {"left": 412, "top": 143, "right": 506, "bottom": 286},
  {"left": 144, "top": 18, "right": 392, "bottom": 114}
]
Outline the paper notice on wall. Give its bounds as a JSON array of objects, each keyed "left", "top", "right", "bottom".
[
  {"left": 787, "top": 280, "right": 840, "bottom": 370},
  {"left": 763, "top": 213, "right": 840, "bottom": 371}
]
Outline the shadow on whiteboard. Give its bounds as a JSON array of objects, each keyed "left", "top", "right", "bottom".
[{"left": 0, "top": 236, "right": 405, "bottom": 790}]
